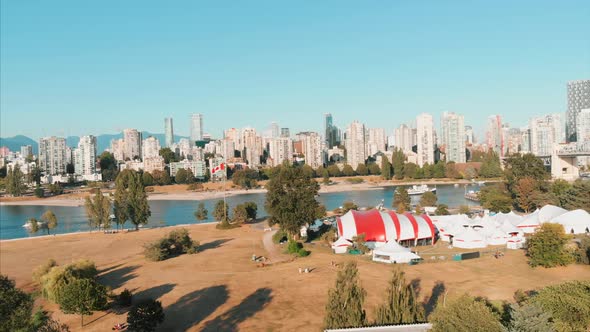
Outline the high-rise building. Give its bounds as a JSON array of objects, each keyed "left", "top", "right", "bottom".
[
  {"left": 520, "top": 127, "right": 531, "bottom": 153},
  {"left": 576, "top": 108, "right": 590, "bottom": 143},
  {"left": 142, "top": 136, "right": 161, "bottom": 159},
  {"left": 74, "top": 135, "right": 97, "bottom": 176},
  {"left": 566, "top": 80, "right": 590, "bottom": 142},
  {"left": 269, "top": 137, "right": 293, "bottom": 166},
  {"left": 20, "top": 145, "right": 33, "bottom": 159},
  {"left": 393, "top": 124, "right": 413, "bottom": 153},
  {"left": 39, "top": 136, "right": 67, "bottom": 175},
  {"left": 190, "top": 113, "right": 204, "bottom": 144},
  {"left": 219, "top": 139, "right": 235, "bottom": 160},
  {"left": 416, "top": 114, "right": 435, "bottom": 167},
  {"left": 164, "top": 117, "right": 174, "bottom": 148},
  {"left": 242, "top": 128, "right": 261, "bottom": 167},
  {"left": 123, "top": 129, "right": 142, "bottom": 160},
  {"left": 345, "top": 121, "right": 367, "bottom": 170},
  {"left": 464, "top": 126, "right": 474, "bottom": 145},
  {"left": 530, "top": 114, "right": 564, "bottom": 156},
  {"left": 441, "top": 112, "right": 466, "bottom": 163},
  {"left": 367, "top": 128, "right": 386, "bottom": 156},
  {"left": 110, "top": 139, "right": 125, "bottom": 162},
  {"left": 280, "top": 128, "right": 290, "bottom": 138},
  {"left": 270, "top": 122, "right": 280, "bottom": 138},
  {"left": 486, "top": 115, "right": 504, "bottom": 157},
  {"left": 224, "top": 128, "right": 241, "bottom": 151},
  {"left": 299, "top": 132, "right": 323, "bottom": 169}
]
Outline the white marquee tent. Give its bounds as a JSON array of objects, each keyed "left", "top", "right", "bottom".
[
  {"left": 550, "top": 209, "right": 590, "bottom": 234},
  {"left": 372, "top": 241, "right": 421, "bottom": 264},
  {"left": 331, "top": 237, "right": 353, "bottom": 254},
  {"left": 452, "top": 227, "right": 487, "bottom": 249}
]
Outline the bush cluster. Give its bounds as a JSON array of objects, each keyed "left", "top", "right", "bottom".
[
  {"left": 144, "top": 228, "right": 199, "bottom": 261},
  {"left": 35, "top": 259, "right": 98, "bottom": 303},
  {"left": 287, "top": 240, "right": 310, "bottom": 257}
]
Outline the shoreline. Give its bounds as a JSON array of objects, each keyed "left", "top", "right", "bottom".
[{"left": 0, "top": 178, "right": 493, "bottom": 207}]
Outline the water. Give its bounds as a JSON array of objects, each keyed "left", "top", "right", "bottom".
[{"left": 0, "top": 184, "right": 482, "bottom": 240}]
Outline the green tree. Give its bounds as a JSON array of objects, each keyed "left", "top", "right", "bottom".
[
  {"left": 232, "top": 204, "right": 248, "bottom": 223},
  {"left": 301, "top": 164, "right": 315, "bottom": 178},
  {"left": 561, "top": 179, "right": 590, "bottom": 212},
  {"left": 432, "top": 162, "right": 446, "bottom": 178},
  {"left": 420, "top": 191, "right": 437, "bottom": 207},
  {"left": 85, "top": 189, "right": 111, "bottom": 230},
  {"left": 479, "top": 151, "right": 503, "bottom": 178},
  {"left": 98, "top": 151, "right": 118, "bottom": 182},
  {"left": 142, "top": 172, "right": 154, "bottom": 186},
  {"left": 508, "top": 302, "right": 554, "bottom": 332},
  {"left": 127, "top": 299, "right": 165, "bottom": 332},
  {"left": 194, "top": 202, "right": 208, "bottom": 221},
  {"left": 356, "top": 164, "right": 368, "bottom": 176},
  {"left": 213, "top": 200, "right": 229, "bottom": 222},
  {"left": 422, "top": 163, "right": 433, "bottom": 178},
  {"left": 243, "top": 201, "right": 258, "bottom": 220},
  {"left": 342, "top": 164, "right": 356, "bottom": 177},
  {"left": 38, "top": 260, "right": 97, "bottom": 303},
  {"left": 435, "top": 204, "right": 450, "bottom": 216},
  {"left": 342, "top": 201, "right": 358, "bottom": 213},
  {"left": 6, "top": 164, "right": 26, "bottom": 197},
  {"left": 0, "top": 275, "right": 34, "bottom": 332},
  {"left": 58, "top": 278, "right": 107, "bottom": 327},
  {"left": 368, "top": 163, "right": 381, "bottom": 176},
  {"left": 231, "top": 169, "right": 259, "bottom": 189},
  {"left": 404, "top": 162, "right": 419, "bottom": 179},
  {"left": 391, "top": 148, "right": 405, "bottom": 180},
  {"left": 41, "top": 210, "right": 58, "bottom": 235},
  {"left": 458, "top": 205, "right": 470, "bottom": 214},
  {"left": 174, "top": 168, "right": 190, "bottom": 184},
  {"left": 327, "top": 164, "right": 342, "bottom": 177},
  {"left": 126, "top": 172, "right": 151, "bottom": 230},
  {"left": 28, "top": 218, "right": 40, "bottom": 234},
  {"left": 531, "top": 281, "right": 590, "bottom": 331},
  {"left": 393, "top": 186, "right": 411, "bottom": 211},
  {"left": 526, "top": 223, "right": 573, "bottom": 268},
  {"left": 322, "top": 170, "right": 331, "bottom": 185},
  {"left": 445, "top": 162, "right": 461, "bottom": 179},
  {"left": 151, "top": 169, "right": 172, "bottom": 186},
  {"left": 265, "top": 163, "right": 320, "bottom": 238},
  {"left": 381, "top": 155, "right": 393, "bottom": 180},
  {"left": 159, "top": 147, "right": 177, "bottom": 164},
  {"left": 430, "top": 294, "right": 504, "bottom": 332},
  {"left": 374, "top": 268, "right": 424, "bottom": 325},
  {"left": 479, "top": 183, "right": 513, "bottom": 213},
  {"left": 113, "top": 171, "right": 130, "bottom": 229},
  {"left": 504, "top": 153, "right": 549, "bottom": 191},
  {"left": 324, "top": 261, "right": 366, "bottom": 329}
]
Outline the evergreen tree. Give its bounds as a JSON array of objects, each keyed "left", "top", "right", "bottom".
[
  {"left": 324, "top": 261, "right": 366, "bottom": 329},
  {"left": 479, "top": 151, "right": 503, "bottom": 178},
  {"left": 6, "top": 164, "right": 26, "bottom": 197},
  {"left": 323, "top": 170, "right": 331, "bottom": 185},
  {"left": 381, "top": 155, "right": 393, "bottom": 180},
  {"left": 213, "top": 200, "right": 229, "bottom": 222},
  {"left": 58, "top": 279, "right": 107, "bottom": 327},
  {"left": 114, "top": 170, "right": 133, "bottom": 229},
  {"left": 508, "top": 302, "right": 554, "bottom": 332},
  {"left": 368, "top": 163, "right": 381, "bottom": 176},
  {"left": 391, "top": 148, "right": 405, "bottom": 180},
  {"left": 232, "top": 204, "right": 248, "bottom": 223},
  {"left": 393, "top": 187, "right": 411, "bottom": 211},
  {"left": 356, "top": 164, "right": 369, "bottom": 176},
  {"left": 374, "top": 268, "right": 425, "bottom": 326},
  {"left": 265, "top": 163, "right": 320, "bottom": 238},
  {"left": 126, "top": 172, "right": 151, "bottom": 230},
  {"left": 84, "top": 189, "right": 111, "bottom": 230},
  {"left": 194, "top": 202, "right": 208, "bottom": 221},
  {"left": 0, "top": 274, "right": 34, "bottom": 332},
  {"left": 327, "top": 164, "right": 342, "bottom": 177},
  {"left": 127, "top": 299, "right": 165, "bottom": 332},
  {"left": 342, "top": 164, "right": 356, "bottom": 177}
]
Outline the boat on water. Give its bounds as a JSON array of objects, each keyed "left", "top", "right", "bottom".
[{"left": 407, "top": 184, "right": 436, "bottom": 196}]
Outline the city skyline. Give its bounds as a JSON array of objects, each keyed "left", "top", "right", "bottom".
[{"left": 2, "top": 2, "right": 590, "bottom": 138}]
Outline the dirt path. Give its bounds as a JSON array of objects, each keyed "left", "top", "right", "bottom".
[{"left": 262, "top": 230, "right": 290, "bottom": 264}]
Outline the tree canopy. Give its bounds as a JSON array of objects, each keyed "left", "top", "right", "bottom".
[
  {"left": 127, "top": 299, "right": 165, "bottom": 332},
  {"left": 430, "top": 294, "right": 504, "bottom": 332},
  {"left": 393, "top": 187, "right": 411, "bottom": 212},
  {"left": 58, "top": 278, "right": 107, "bottom": 327},
  {"left": 526, "top": 223, "right": 573, "bottom": 268},
  {"left": 374, "top": 268, "right": 424, "bottom": 326},
  {"left": 324, "top": 261, "right": 366, "bottom": 329},
  {"left": 85, "top": 189, "right": 111, "bottom": 230},
  {"left": 265, "top": 163, "right": 320, "bottom": 237}
]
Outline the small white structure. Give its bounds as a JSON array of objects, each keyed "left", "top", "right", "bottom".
[
  {"left": 331, "top": 237, "right": 353, "bottom": 254},
  {"left": 452, "top": 227, "right": 487, "bottom": 249},
  {"left": 372, "top": 241, "right": 421, "bottom": 264},
  {"left": 550, "top": 209, "right": 590, "bottom": 234}
]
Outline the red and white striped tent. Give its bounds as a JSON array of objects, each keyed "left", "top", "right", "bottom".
[{"left": 336, "top": 210, "right": 436, "bottom": 246}]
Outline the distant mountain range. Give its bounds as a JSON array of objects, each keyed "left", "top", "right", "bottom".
[{"left": 0, "top": 132, "right": 189, "bottom": 155}]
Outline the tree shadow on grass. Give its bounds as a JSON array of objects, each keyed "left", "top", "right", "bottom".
[
  {"left": 201, "top": 288, "right": 273, "bottom": 332},
  {"left": 199, "top": 238, "right": 233, "bottom": 253},
  {"left": 423, "top": 281, "right": 446, "bottom": 317},
  {"left": 157, "top": 285, "right": 229, "bottom": 331},
  {"left": 134, "top": 283, "right": 176, "bottom": 301},
  {"left": 98, "top": 265, "right": 140, "bottom": 289},
  {"left": 410, "top": 278, "right": 422, "bottom": 299}
]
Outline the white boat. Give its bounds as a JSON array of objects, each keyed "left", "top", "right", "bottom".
[{"left": 407, "top": 184, "right": 436, "bottom": 196}]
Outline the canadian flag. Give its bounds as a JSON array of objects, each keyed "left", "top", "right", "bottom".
[{"left": 211, "top": 163, "right": 226, "bottom": 175}]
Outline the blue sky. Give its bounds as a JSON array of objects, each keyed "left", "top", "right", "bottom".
[{"left": 1, "top": 1, "right": 589, "bottom": 141}]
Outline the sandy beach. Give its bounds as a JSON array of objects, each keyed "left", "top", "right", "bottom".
[{"left": 1, "top": 221, "right": 588, "bottom": 331}]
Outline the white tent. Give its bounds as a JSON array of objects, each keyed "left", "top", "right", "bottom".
[
  {"left": 507, "top": 237, "right": 525, "bottom": 250},
  {"left": 331, "top": 237, "right": 353, "bottom": 254},
  {"left": 452, "top": 227, "right": 487, "bottom": 249},
  {"left": 501, "top": 220, "right": 523, "bottom": 237},
  {"left": 487, "top": 227, "right": 508, "bottom": 246},
  {"left": 372, "top": 241, "right": 421, "bottom": 264},
  {"left": 538, "top": 205, "right": 568, "bottom": 223},
  {"left": 494, "top": 211, "right": 523, "bottom": 227},
  {"left": 517, "top": 210, "right": 541, "bottom": 233},
  {"left": 550, "top": 209, "right": 590, "bottom": 234}
]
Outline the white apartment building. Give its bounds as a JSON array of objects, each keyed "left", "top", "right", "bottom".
[
  {"left": 39, "top": 136, "right": 67, "bottom": 175},
  {"left": 367, "top": 128, "right": 386, "bottom": 157},
  {"left": 486, "top": 115, "right": 504, "bottom": 157},
  {"left": 74, "top": 135, "right": 97, "bottom": 176},
  {"left": 416, "top": 114, "right": 435, "bottom": 167},
  {"left": 441, "top": 112, "right": 466, "bottom": 163},
  {"left": 530, "top": 114, "right": 563, "bottom": 156},
  {"left": 164, "top": 117, "right": 174, "bottom": 148},
  {"left": 300, "top": 132, "right": 323, "bottom": 169},
  {"left": 566, "top": 80, "right": 590, "bottom": 141},
  {"left": 394, "top": 124, "right": 414, "bottom": 153},
  {"left": 142, "top": 136, "right": 161, "bottom": 159},
  {"left": 269, "top": 137, "right": 293, "bottom": 167},
  {"left": 123, "top": 129, "right": 142, "bottom": 160},
  {"left": 143, "top": 156, "right": 166, "bottom": 173},
  {"left": 169, "top": 159, "right": 207, "bottom": 179},
  {"left": 576, "top": 109, "right": 590, "bottom": 143},
  {"left": 190, "top": 113, "right": 204, "bottom": 144},
  {"left": 345, "top": 121, "right": 367, "bottom": 170},
  {"left": 110, "top": 139, "right": 125, "bottom": 162}
]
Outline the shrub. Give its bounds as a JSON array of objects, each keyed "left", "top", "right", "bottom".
[
  {"left": 272, "top": 229, "right": 288, "bottom": 244},
  {"left": 576, "top": 236, "right": 590, "bottom": 265},
  {"left": 34, "top": 186, "right": 44, "bottom": 198},
  {"left": 297, "top": 248, "right": 311, "bottom": 257},
  {"left": 346, "top": 178, "right": 364, "bottom": 184},
  {"left": 117, "top": 289, "right": 133, "bottom": 307},
  {"left": 143, "top": 228, "right": 199, "bottom": 261},
  {"left": 187, "top": 183, "right": 204, "bottom": 191},
  {"left": 39, "top": 260, "right": 97, "bottom": 303},
  {"left": 287, "top": 240, "right": 303, "bottom": 254},
  {"left": 33, "top": 259, "right": 58, "bottom": 285}
]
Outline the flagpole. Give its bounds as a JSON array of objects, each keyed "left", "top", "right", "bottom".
[{"left": 223, "top": 160, "right": 227, "bottom": 222}]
